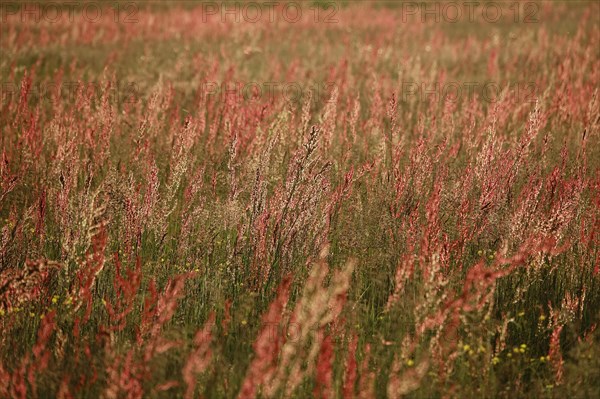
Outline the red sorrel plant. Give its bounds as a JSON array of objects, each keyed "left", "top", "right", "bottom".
[{"left": 0, "top": 2, "right": 598, "bottom": 398}]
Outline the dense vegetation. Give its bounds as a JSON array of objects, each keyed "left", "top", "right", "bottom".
[{"left": 1, "top": 2, "right": 599, "bottom": 398}]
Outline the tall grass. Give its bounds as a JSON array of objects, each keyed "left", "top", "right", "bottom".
[{"left": 1, "top": 1, "right": 599, "bottom": 398}]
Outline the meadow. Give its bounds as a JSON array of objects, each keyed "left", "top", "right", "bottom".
[{"left": 0, "top": 1, "right": 599, "bottom": 398}]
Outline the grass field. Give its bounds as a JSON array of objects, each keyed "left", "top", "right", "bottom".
[{"left": 1, "top": 1, "right": 599, "bottom": 398}]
